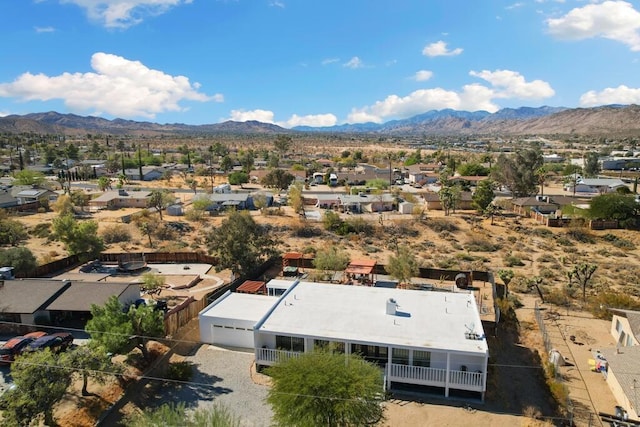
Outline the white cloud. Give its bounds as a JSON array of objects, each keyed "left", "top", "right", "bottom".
[
  {"left": 546, "top": 1, "right": 640, "bottom": 51},
  {"left": 422, "top": 40, "right": 463, "bottom": 57},
  {"left": 347, "top": 69, "right": 554, "bottom": 123},
  {"left": 60, "top": 0, "right": 192, "bottom": 29},
  {"left": 269, "top": 1, "right": 285, "bottom": 8},
  {"left": 579, "top": 85, "right": 640, "bottom": 106},
  {"left": 0, "top": 111, "right": 9, "bottom": 117},
  {"left": 0, "top": 52, "right": 219, "bottom": 119},
  {"left": 35, "top": 26, "right": 56, "bottom": 33},
  {"left": 279, "top": 113, "right": 337, "bottom": 128},
  {"left": 343, "top": 57, "right": 363, "bottom": 69},
  {"left": 228, "top": 109, "right": 275, "bottom": 123},
  {"left": 506, "top": 2, "right": 524, "bottom": 10},
  {"left": 413, "top": 70, "right": 433, "bottom": 82},
  {"left": 227, "top": 110, "right": 337, "bottom": 128},
  {"left": 469, "top": 69, "right": 555, "bottom": 99},
  {"left": 321, "top": 58, "right": 340, "bottom": 66}
]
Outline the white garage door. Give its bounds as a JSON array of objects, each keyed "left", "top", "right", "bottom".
[{"left": 212, "top": 325, "right": 254, "bottom": 348}]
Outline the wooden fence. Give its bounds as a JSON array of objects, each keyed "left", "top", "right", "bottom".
[
  {"left": 98, "top": 252, "right": 218, "bottom": 265},
  {"left": 163, "top": 296, "right": 209, "bottom": 337}
]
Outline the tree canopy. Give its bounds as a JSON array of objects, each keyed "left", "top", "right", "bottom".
[
  {"left": 588, "top": 193, "right": 639, "bottom": 226},
  {"left": 261, "top": 169, "right": 295, "bottom": 190},
  {"left": 205, "top": 210, "right": 279, "bottom": 277},
  {"left": 267, "top": 350, "right": 384, "bottom": 427},
  {"left": 472, "top": 179, "right": 495, "bottom": 213},
  {"left": 386, "top": 245, "right": 419, "bottom": 286},
  {"left": 0, "top": 246, "right": 37, "bottom": 276},
  {"left": 52, "top": 214, "right": 104, "bottom": 260},
  {"left": 492, "top": 149, "right": 543, "bottom": 197},
  {"left": 313, "top": 246, "right": 350, "bottom": 277},
  {"left": 4, "top": 350, "right": 72, "bottom": 426},
  {"left": 147, "top": 189, "right": 174, "bottom": 221},
  {"left": 85, "top": 295, "right": 164, "bottom": 360}
]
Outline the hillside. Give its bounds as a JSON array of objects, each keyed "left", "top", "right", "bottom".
[{"left": 2, "top": 105, "right": 640, "bottom": 136}]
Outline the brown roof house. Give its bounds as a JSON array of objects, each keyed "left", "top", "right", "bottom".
[{"left": 423, "top": 191, "right": 474, "bottom": 211}]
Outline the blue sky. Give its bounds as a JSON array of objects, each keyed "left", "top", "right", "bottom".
[{"left": 3, "top": 1, "right": 640, "bottom": 128}]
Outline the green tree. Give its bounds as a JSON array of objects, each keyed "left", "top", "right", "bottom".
[
  {"left": 228, "top": 171, "right": 249, "bottom": 186},
  {"left": 52, "top": 214, "right": 104, "bottom": 260},
  {"left": 261, "top": 169, "right": 295, "bottom": 190},
  {"left": 52, "top": 194, "right": 75, "bottom": 215},
  {"left": 471, "top": 179, "right": 495, "bottom": 213},
  {"left": 322, "top": 210, "right": 342, "bottom": 232},
  {"left": 86, "top": 295, "right": 164, "bottom": 360},
  {"left": 567, "top": 263, "right": 597, "bottom": 303},
  {"left": 61, "top": 344, "right": 119, "bottom": 396},
  {"left": 205, "top": 210, "right": 279, "bottom": 277},
  {"left": 288, "top": 182, "right": 304, "bottom": 216},
  {"left": 274, "top": 135, "right": 293, "bottom": 155},
  {"left": 313, "top": 246, "right": 350, "bottom": 278},
  {"left": 147, "top": 189, "right": 174, "bottom": 221},
  {"left": 0, "top": 218, "right": 28, "bottom": 246},
  {"left": 266, "top": 350, "right": 384, "bottom": 427},
  {"left": 457, "top": 162, "right": 490, "bottom": 176},
  {"left": 97, "top": 175, "right": 112, "bottom": 191},
  {"left": 220, "top": 155, "right": 234, "bottom": 173},
  {"left": 240, "top": 150, "right": 255, "bottom": 174},
  {"left": 138, "top": 221, "right": 154, "bottom": 247},
  {"left": 126, "top": 402, "right": 240, "bottom": 427},
  {"left": 497, "top": 269, "right": 515, "bottom": 297},
  {"left": 5, "top": 350, "right": 71, "bottom": 426},
  {"left": 583, "top": 151, "right": 601, "bottom": 178},
  {"left": 141, "top": 272, "right": 166, "bottom": 293},
  {"left": 386, "top": 245, "right": 419, "bottom": 287},
  {"left": 70, "top": 190, "right": 91, "bottom": 212},
  {"left": 492, "top": 149, "right": 543, "bottom": 197},
  {"left": 588, "top": 193, "right": 638, "bottom": 225},
  {"left": 12, "top": 169, "right": 46, "bottom": 186},
  {"left": 438, "top": 184, "right": 461, "bottom": 216},
  {"left": 0, "top": 247, "right": 37, "bottom": 276}
]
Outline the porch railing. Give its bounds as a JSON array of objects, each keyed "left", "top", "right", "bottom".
[
  {"left": 387, "top": 363, "right": 484, "bottom": 392},
  {"left": 255, "top": 348, "right": 302, "bottom": 365}
]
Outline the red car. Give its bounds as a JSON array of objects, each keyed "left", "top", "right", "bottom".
[{"left": 0, "top": 335, "right": 40, "bottom": 364}]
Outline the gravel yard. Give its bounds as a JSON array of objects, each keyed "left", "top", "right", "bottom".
[{"left": 158, "top": 345, "right": 273, "bottom": 427}]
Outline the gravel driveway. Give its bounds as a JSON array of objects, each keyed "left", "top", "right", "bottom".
[{"left": 156, "top": 345, "right": 273, "bottom": 427}]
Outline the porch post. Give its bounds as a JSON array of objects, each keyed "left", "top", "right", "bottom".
[
  {"left": 445, "top": 352, "right": 450, "bottom": 397},
  {"left": 387, "top": 346, "right": 393, "bottom": 391},
  {"left": 482, "top": 354, "right": 488, "bottom": 402}
]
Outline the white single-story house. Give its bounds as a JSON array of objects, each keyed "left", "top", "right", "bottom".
[
  {"left": 610, "top": 309, "right": 640, "bottom": 348},
  {"left": 199, "top": 280, "right": 489, "bottom": 400},
  {"left": 124, "top": 167, "right": 164, "bottom": 181},
  {"left": 601, "top": 346, "right": 640, "bottom": 420},
  {"left": 567, "top": 178, "right": 628, "bottom": 194},
  {"left": 89, "top": 189, "right": 153, "bottom": 210}
]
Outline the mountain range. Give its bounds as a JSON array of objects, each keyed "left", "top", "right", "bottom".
[{"left": 1, "top": 105, "right": 640, "bottom": 136}]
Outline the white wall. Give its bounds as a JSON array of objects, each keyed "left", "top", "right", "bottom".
[{"left": 200, "top": 316, "right": 256, "bottom": 348}]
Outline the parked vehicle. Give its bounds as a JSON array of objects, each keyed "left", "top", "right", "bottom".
[
  {"left": 23, "top": 334, "right": 72, "bottom": 354},
  {"left": 23, "top": 331, "right": 47, "bottom": 340},
  {"left": 0, "top": 337, "right": 34, "bottom": 364},
  {"left": 50, "top": 332, "right": 74, "bottom": 352}
]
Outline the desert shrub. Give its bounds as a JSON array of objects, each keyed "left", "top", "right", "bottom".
[
  {"left": 455, "top": 252, "right": 477, "bottom": 262},
  {"left": 184, "top": 209, "right": 205, "bottom": 222},
  {"left": 602, "top": 233, "right": 636, "bottom": 250},
  {"left": 537, "top": 253, "right": 556, "bottom": 263},
  {"left": 544, "top": 287, "right": 569, "bottom": 306},
  {"left": 154, "top": 224, "right": 177, "bottom": 241},
  {"left": 531, "top": 228, "right": 553, "bottom": 238},
  {"left": 507, "top": 236, "right": 518, "bottom": 243},
  {"left": 345, "top": 217, "right": 374, "bottom": 236},
  {"left": 588, "top": 292, "right": 640, "bottom": 320},
  {"left": 538, "top": 268, "right": 558, "bottom": 281},
  {"left": 426, "top": 218, "right": 458, "bottom": 233},
  {"left": 451, "top": 241, "right": 463, "bottom": 251},
  {"left": 465, "top": 236, "right": 501, "bottom": 252},
  {"left": 565, "top": 228, "right": 595, "bottom": 244},
  {"left": 302, "top": 246, "right": 316, "bottom": 255},
  {"left": 364, "top": 245, "right": 381, "bottom": 254},
  {"left": 510, "top": 276, "right": 532, "bottom": 293},
  {"left": 30, "top": 222, "right": 52, "bottom": 239},
  {"left": 504, "top": 255, "right": 525, "bottom": 267},
  {"left": 166, "top": 361, "right": 193, "bottom": 381},
  {"left": 101, "top": 224, "right": 132, "bottom": 244},
  {"left": 555, "top": 237, "right": 573, "bottom": 247},
  {"left": 292, "top": 224, "right": 323, "bottom": 238},
  {"left": 435, "top": 257, "right": 457, "bottom": 269},
  {"left": 262, "top": 207, "right": 285, "bottom": 216}
]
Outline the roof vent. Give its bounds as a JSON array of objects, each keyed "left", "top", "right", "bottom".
[{"left": 386, "top": 298, "right": 397, "bottom": 315}]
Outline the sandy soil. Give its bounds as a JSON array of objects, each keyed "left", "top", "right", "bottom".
[{"left": 8, "top": 177, "right": 639, "bottom": 426}]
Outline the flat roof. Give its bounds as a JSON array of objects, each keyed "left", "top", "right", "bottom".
[
  {"left": 266, "top": 279, "right": 297, "bottom": 290},
  {"left": 257, "top": 281, "right": 488, "bottom": 354},
  {"left": 201, "top": 292, "right": 279, "bottom": 323}
]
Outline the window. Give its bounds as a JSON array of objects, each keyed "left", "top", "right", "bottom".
[
  {"left": 627, "top": 334, "right": 634, "bottom": 347},
  {"left": 276, "top": 335, "right": 304, "bottom": 352},
  {"left": 392, "top": 348, "right": 410, "bottom": 365},
  {"left": 616, "top": 319, "right": 622, "bottom": 333},
  {"left": 413, "top": 350, "right": 431, "bottom": 367}
]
